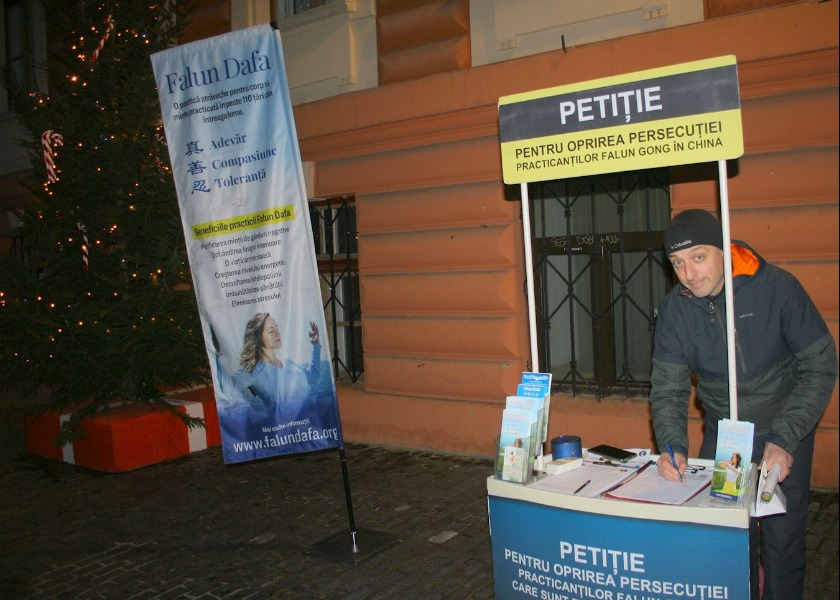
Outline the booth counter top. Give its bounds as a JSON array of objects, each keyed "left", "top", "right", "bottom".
[{"left": 487, "top": 458, "right": 757, "bottom": 529}]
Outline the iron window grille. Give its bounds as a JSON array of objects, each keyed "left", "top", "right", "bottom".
[
  {"left": 309, "top": 195, "right": 363, "bottom": 383},
  {"left": 529, "top": 169, "right": 672, "bottom": 398}
]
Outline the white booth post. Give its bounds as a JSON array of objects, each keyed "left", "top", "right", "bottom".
[
  {"left": 718, "top": 159, "right": 740, "bottom": 420},
  {"left": 520, "top": 181, "right": 540, "bottom": 371}
]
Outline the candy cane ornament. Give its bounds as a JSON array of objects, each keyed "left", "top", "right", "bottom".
[
  {"left": 77, "top": 222, "right": 90, "bottom": 269},
  {"left": 41, "top": 130, "right": 64, "bottom": 184},
  {"left": 90, "top": 14, "right": 115, "bottom": 63}
]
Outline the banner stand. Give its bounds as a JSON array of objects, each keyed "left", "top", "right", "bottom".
[
  {"left": 307, "top": 448, "right": 399, "bottom": 563},
  {"left": 151, "top": 23, "right": 397, "bottom": 564},
  {"left": 307, "top": 527, "right": 399, "bottom": 564}
]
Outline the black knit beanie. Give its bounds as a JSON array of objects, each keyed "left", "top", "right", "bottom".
[{"left": 663, "top": 209, "right": 723, "bottom": 254}]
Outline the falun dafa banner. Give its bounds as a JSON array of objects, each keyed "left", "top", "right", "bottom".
[{"left": 151, "top": 24, "right": 343, "bottom": 464}]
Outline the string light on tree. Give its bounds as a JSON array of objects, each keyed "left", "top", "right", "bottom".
[{"left": 0, "top": 1, "right": 205, "bottom": 441}]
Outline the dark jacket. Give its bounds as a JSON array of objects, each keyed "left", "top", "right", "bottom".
[{"left": 650, "top": 241, "right": 837, "bottom": 456}]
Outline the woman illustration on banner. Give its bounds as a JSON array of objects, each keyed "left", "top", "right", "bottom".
[
  {"left": 720, "top": 451, "right": 743, "bottom": 491},
  {"left": 232, "top": 312, "right": 322, "bottom": 422}
]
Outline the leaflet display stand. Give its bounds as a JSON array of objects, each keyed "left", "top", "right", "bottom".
[{"left": 487, "top": 461, "right": 759, "bottom": 599}]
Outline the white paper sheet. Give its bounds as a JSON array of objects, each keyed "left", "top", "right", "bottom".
[
  {"left": 528, "top": 461, "right": 645, "bottom": 498},
  {"left": 605, "top": 461, "right": 713, "bottom": 505}
]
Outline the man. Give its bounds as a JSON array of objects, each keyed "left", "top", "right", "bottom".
[{"left": 650, "top": 209, "right": 837, "bottom": 599}]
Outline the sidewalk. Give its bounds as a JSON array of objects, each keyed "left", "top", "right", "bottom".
[{"left": 1, "top": 399, "right": 837, "bottom": 599}]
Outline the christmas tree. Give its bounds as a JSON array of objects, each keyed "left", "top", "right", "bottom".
[{"left": 0, "top": 1, "right": 208, "bottom": 441}]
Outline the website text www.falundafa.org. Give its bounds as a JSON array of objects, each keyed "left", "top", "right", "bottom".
[{"left": 231, "top": 426, "right": 340, "bottom": 453}]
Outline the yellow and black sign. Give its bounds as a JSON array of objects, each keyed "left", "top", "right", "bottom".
[{"left": 498, "top": 56, "right": 744, "bottom": 184}]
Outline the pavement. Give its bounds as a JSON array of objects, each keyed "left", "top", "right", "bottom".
[{"left": 0, "top": 397, "right": 837, "bottom": 600}]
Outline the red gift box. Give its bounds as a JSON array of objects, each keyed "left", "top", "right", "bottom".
[{"left": 24, "top": 386, "right": 221, "bottom": 472}]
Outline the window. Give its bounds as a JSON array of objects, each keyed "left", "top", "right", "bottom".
[
  {"left": 310, "top": 195, "right": 363, "bottom": 383},
  {"left": 274, "top": 0, "right": 336, "bottom": 18},
  {"left": 530, "top": 169, "right": 671, "bottom": 398},
  {"left": 3, "top": 0, "right": 47, "bottom": 107}
]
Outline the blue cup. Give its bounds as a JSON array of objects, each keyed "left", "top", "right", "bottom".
[{"left": 551, "top": 435, "right": 582, "bottom": 459}]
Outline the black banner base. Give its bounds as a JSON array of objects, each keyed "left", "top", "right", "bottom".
[{"left": 307, "top": 528, "right": 399, "bottom": 564}]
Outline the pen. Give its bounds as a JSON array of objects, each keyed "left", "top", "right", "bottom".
[
  {"left": 573, "top": 479, "right": 591, "bottom": 495},
  {"left": 666, "top": 442, "right": 683, "bottom": 483}
]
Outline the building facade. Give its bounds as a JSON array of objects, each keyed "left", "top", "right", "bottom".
[{"left": 2, "top": 0, "right": 837, "bottom": 487}]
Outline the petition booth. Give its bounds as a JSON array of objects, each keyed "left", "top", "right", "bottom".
[{"left": 489, "top": 56, "right": 760, "bottom": 600}]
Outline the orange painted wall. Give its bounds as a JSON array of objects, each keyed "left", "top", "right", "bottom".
[
  {"left": 295, "top": 2, "right": 839, "bottom": 487},
  {"left": 377, "top": 0, "right": 471, "bottom": 85},
  {"left": 6, "top": 2, "right": 829, "bottom": 482}
]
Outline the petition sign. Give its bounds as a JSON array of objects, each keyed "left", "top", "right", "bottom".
[{"left": 498, "top": 56, "right": 744, "bottom": 183}]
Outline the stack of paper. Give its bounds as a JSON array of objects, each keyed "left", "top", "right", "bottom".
[
  {"left": 528, "top": 461, "right": 644, "bottom": 498},
  {"left": 605, "top": 461, "right": 713, "bottom": 505},
  {"left": 544, "top": 457, "right": 583, "bottom": 475}
]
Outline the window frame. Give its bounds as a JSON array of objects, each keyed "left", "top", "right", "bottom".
[
  {"left": 274, "top": 0, "right": 337, "bottom": 18},
  {"left": 529, "top": 169, "right": 672, "bottom": 399},
  {"left": 309, "top": 194, "right": 364, "bottom": 383}
]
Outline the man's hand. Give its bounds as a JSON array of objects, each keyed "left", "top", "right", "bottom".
[
  {"left": 656, "top": 451, "right": 687, "bottom": 482},
  {"left": 762, "top": 442, "right": 794, "bottom": 483}
]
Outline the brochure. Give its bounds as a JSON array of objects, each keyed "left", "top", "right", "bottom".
[
  {"left": 506, "top": 394, "right": 542, "bottom": 468},
  {"left": 495, "top": 408, "right": 533, "bottom": 483},
  {"left": 519, "top": 372, "right": 552, "bottom": 455},
  {"left": 709, "top": 418, "right": 755, "bottom": 502}
]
